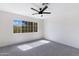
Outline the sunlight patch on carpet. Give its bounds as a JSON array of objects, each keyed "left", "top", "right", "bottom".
[{"left": 17, "top": 40, "right": 50, "bottom": 51}]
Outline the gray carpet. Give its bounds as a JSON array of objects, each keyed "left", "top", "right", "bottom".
[{"left": 0, "top": 39, "right": 79, "bottom": 56}]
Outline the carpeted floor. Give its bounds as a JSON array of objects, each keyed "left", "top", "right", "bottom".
[{"left": 0, "top": 39, "right": 79, "bottom": 56}]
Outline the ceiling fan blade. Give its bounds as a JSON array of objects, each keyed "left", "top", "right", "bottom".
[
  {"left": 31, "top": 8, "right": 39, "bottom": 12},
  {"left": 32, "top": 13, "right": 38, "bottom": 15},
  {"left": 42, "top": 12, "right": 51, "bottom": 14},
  {"left": 42, "top": 3, "right": 49, "bottom": 5},
  {"left": 41, "top": 6, "right": 48, "bottom": 12}
]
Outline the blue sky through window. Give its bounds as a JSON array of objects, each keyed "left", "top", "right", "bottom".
[{"left": 13, "top": 19, "right": 23, "bottom": 26}]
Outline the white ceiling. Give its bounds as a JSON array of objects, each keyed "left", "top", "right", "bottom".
[{"left": 0, "top": 3, "right": 54, "bottom": 19}]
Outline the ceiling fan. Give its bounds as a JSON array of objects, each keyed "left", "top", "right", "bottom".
[{"left": 31, "top": 4, "right": 51, "bottom": 17}]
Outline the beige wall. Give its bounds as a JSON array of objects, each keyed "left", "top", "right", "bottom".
[{"left": 0, "top": 11, "right": 43, "bottom": 47}]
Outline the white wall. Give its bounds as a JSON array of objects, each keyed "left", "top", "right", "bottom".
[
  {"left": 44, "top": 3, "right": 79, "bottom": 49},
  {"left": 0, "top": 11, "right": 43, "bottom": 47}
]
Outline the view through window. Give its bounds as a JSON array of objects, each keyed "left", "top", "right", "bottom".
[{"left": 13, "top": 19, "right": 38, "bottom": 33}]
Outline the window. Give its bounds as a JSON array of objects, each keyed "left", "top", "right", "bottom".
[
  {"left": 34, "top": 22, "right": 38, "bottom": 32},
  {"left": 13, "top": 19, "right": 38, "bottom": 33}
]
